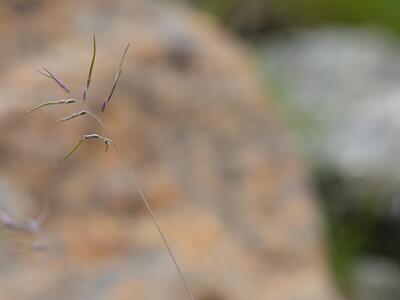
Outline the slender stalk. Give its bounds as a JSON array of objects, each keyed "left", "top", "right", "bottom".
[{"left": 86, "top": 109, "right": 195, "bottom": 300}]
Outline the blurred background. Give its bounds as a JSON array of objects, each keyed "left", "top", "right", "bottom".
[
  {"left": 1, "top": 0, "right": 400, "bottom": 299},
  {"left": 188, "top": 1, "right": 400, "bottom": 299}
]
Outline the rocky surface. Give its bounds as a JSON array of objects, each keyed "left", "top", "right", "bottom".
[{"left": 0, "top": 1, "right": 339, "bottom": 299}]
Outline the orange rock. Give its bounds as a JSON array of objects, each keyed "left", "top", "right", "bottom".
[{"left": 0, "top": 0, "right": 341, "bottom": 299}]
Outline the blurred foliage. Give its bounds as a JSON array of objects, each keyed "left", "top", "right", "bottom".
[
  {"left": 314, "top": 167, "right": 397, "bottom": 297},
  {"left": 190, "top": 0, "right": 400, "bottom": 36}
]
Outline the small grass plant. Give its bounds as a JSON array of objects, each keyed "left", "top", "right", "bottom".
[{"left": 2, "top": 35, "right": 195, "bottom": 300}]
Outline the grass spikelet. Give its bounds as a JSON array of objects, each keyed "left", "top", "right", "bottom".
[
  {"left": 38, "top": 67, "right": 71, "bottom": 93},
  {"left": 59, "top": 111, "right": 87, "bottom": 122},
  {"left": 83, "top": 35, "right": 96, "bottom": 101},
  {"left": 101, "top": 44, "right": 130, "bottom": 112}
]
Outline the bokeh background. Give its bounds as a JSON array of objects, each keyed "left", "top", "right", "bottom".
[
  {"left": 194, "top": 1, "right": 400, "bottom": 299},
  {"left": 0, "top": 0, "right": 399, "bottom": 299}
]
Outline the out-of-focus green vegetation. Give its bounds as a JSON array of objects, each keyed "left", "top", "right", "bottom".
[
  {"left": 314, "top": 168, "right": 390, "bottom": 296},
  {"left": 191, "top": 0, "right": 400, "bottom": 36}
]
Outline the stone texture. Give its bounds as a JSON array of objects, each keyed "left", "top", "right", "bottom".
[{"left": 0, "top": 1, "right": 339, "bottom": 299}]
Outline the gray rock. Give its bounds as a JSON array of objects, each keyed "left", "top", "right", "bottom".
[
  {"left": 259, "top": 27, "right": 400, "bottom": 180},
  {"left": 354, "top": 257, "right": 400, "bottom": 300}
]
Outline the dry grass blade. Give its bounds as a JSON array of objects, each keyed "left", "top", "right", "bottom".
[
  {"left": 101, "top": 44, "right": 130, "bottom": 112},
  {"left": 83, "top": 35, "right": 96, "bottom": 101},
  {"left": 58, "top": 138, "right": 85, "bottom": 164},
  {"left": 40, "top": 67, "right": 71, "bottom": 93},
  {"left": 22, "top": 99, "right": 76, "bottom": 116}
]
